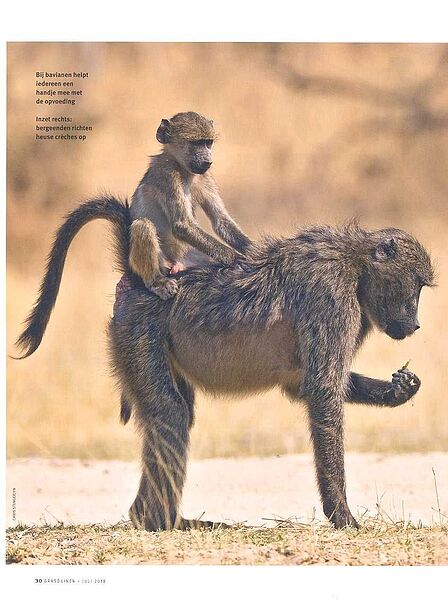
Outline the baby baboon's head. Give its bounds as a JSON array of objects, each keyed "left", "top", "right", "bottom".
[
  {"left": 156, "top": 111, "right": 217, "bottom": 175},
  {"left": 359, "top": 228, "right": 435, "bottom": 340}
]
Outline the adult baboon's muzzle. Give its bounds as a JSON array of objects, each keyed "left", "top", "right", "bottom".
[{"left": 385, "top": 320, "right": 419, "bottom": 340}]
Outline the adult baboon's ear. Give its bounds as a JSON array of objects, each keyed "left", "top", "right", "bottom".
[
  {"left": 156, "top": 119, "right": 171, "bottom": 144},
  {"left": 374, "top": 237, "right": 397, "bottom": 261}
]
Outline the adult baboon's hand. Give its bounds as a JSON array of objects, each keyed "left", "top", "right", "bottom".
[{"left": 388, "top": 368, "right": 421, "bottom": 406}]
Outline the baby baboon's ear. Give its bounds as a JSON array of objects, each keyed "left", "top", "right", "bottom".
[
  {"left": 156, "top": 119, "right": 171, "bottom": 144},
  {"left": 374, "top": 237, "right": 397, "bottom": 262}
]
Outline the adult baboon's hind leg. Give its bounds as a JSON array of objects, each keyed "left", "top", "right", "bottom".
[
  {"left": 171, "top": 371, "right": 231, "bottom": 531},
  {"left": 128, "top": 357, "right": 229, "bottom": 532},
  {"left": 128, "top": 351, "right": 191, "bottom": 531}
]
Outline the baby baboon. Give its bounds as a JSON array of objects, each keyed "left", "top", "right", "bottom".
[
  {"left": 16, "top": 196, "right": 434, "bottom": 530},
  {"left": 129, "top": 111, "right": 251, "bottom": 299}
]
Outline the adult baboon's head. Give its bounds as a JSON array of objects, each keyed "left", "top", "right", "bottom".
[{"left": 359, "top": 228, "right": 435, "bottom": 340}]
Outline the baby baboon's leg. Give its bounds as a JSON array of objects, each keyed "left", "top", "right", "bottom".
[{"left": 129, "top": 218, "right": 178, "bottom": 299}]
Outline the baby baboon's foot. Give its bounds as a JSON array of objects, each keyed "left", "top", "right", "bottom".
[
  {"left": 170, "top": 261, "right": 186, "bottom": 275},
  {"left": 146, "top": 277, "right": 179, "bottom": 300},
  {"left": 178, "top": 518, "right": 231, "bottom": 531},
  {"left": 389, "top": 368, "right": 421, "bottom": 406}
]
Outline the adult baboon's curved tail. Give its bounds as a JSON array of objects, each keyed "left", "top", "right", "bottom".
[{"left": 15, "top": 195, "right": 131, "bottom": 359}]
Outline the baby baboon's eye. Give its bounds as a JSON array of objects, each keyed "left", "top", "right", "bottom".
[
  {"left": 192, "top": 139, "right": 209, "bottom": 147},
  {"left": 205, "top": 139, "right": 213, "bottom": 149}
]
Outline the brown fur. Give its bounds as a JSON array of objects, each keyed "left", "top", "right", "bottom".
[
  {"left": 129, "top": 111, "right": 251, "bottom": 298},
  {"left": 109, "top": 219, "right": 434, "bottom": 531},
  {"left": 15, "top": 194, "right": 434, "bottom": 531}
]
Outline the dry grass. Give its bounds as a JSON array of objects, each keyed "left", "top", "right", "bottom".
[
  {"left": 6, "top": 518, "right": 448, "bottom": 565},
  {"left": 7, "top": 43, "right": 448, "bottom": 460}
]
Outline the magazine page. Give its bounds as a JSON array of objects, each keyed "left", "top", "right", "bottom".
[{"left": 3, "top": 2, "right": 448, "bottom": 598}]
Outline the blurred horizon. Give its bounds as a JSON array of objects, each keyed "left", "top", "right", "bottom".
[{"left": 7, "top": 42, "right": 448, "bottom": 460}]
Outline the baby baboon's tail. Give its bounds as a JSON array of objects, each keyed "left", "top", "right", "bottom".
[{"left": 15, "top": 194, "right": 131, "bottom": 359}]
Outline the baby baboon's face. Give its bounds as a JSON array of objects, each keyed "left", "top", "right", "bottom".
[
  {"left": 156, "top": 111, "right": 216, "bottom": 175},
  {"left": 184, "top": 138, "right": 214, "bottom": 174}
]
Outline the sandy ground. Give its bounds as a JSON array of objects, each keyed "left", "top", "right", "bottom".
[{"left": 6, "top": 453, "right": 448, "bottom": 528}]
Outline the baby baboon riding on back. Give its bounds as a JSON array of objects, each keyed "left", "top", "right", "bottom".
[
  {"left": 14, "top": 111, "right": 435, "bottom": 531},
  {"left": 129, "top": 111, "right": 251, "bottom": 299},
  {"left": 16, "top": 111, "right": 250, "bottom": 358}
]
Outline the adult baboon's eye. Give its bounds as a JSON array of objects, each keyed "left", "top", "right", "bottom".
[{"left": 205, "top": 139, "right": 213, "bottom": 149}]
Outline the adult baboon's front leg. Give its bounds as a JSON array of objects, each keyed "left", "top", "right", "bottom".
[{"left": 306, "top": 389, "right": 359, "bottom": 529}]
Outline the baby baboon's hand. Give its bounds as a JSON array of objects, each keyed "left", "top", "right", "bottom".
[
  {"left": 388, "top": 368, "right": 421, "bottom": 406},
  {"left": 219, "top": 248, "right": 239, "bottom": 265},
  {"left": 147, "top": 277, "right": 179, "bottom": 300}
]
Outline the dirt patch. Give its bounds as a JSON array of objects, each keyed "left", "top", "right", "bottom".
[
  {"left": 6, "top": 453, "right": 448, "bottom": 565},
  {"left": 6, "top": 453, "right": 448, "bottom": 528}
]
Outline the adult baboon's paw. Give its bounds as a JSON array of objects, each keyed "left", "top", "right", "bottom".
[
  {"left": 330, "top": 509, "right": 359, "bottom": 530},
  {"left": 129, "top": 498, "right": 146, "bottom": 530},
  {"left": 389, "top": 368, "right": 421, "bottom": 406},
  {"left": 148, "top": 277, "right": 179, "bottom": 300}
]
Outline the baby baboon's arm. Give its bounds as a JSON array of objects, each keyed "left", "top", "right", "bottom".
[
  {"left": 194, "top": 174, "right": 252, "bottom": 254},
  {"left": 164, "top": 175, "right": 238, "bottom": 265},
  {"left": 348, "top": 369, "right": 421, "bottom": 407}
]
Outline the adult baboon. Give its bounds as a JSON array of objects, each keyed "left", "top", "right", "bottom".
[
  {"left": 129, "top": 111, "right": 251, "bottom": 299},
  {"left": 16, "top": 197, "right": 434, "bottom": 530}
]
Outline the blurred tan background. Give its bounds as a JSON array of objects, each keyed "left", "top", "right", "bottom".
[{"left": 7, "top": 43, "right": 448, "bottom": 460}]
